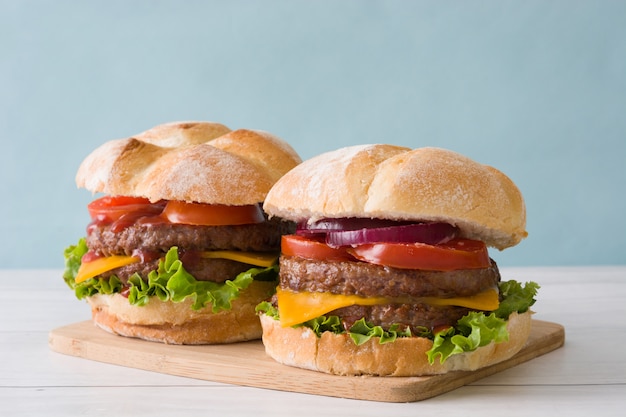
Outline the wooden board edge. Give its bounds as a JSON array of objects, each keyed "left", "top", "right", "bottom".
[
  {"left": 48, "top": 319, "right": 565, "bottom": 403},
  {"left": 398, "top": 321, "right": 566, "bottom": 402}
]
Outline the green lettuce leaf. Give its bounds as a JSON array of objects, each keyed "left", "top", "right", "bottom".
[
  {"left": 304, "top": 315, "right": 344, "bottom": 337},
  {"left": 426, "top": 281, "right": 539, "bottom": 364},
  {"left": 255, "top": 301, "right": 279, "bottom": 319},
  {"left": 257, "top": 279, "right": 539, "bottom": 364},
  {"left": 63, "top": 238, "right": 88, "bottom": 289},
  {"left": 495, "top": 280, "right": 540, "bottom": 318},
  {"left": 63, "top": 238, "right": 278, "bottom": 312},
  {"left": 426, "top": 312, "right": 509, "bottom": 364},
  {"left": 348, "top": 318, "right": 415, "bottom": 345}
]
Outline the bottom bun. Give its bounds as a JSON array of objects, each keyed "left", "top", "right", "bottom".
[
  {"left": 87, "top": 280, "right": 276, "bottom": 344},
  {"left": 259, "top": 311, "right": 532, "bottom": 376}
]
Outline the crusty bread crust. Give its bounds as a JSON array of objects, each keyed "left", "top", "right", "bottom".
[
  {"left": 259, "top": 311, "right": 532, "bottom": 376},
  {"left": 263, "top": 145, "right": 526, "bottom": 250},
  {"left": 76, "top": 121, "right": 302, "bottom": 205},
  {"left": 74, "top": 122, "right": 300, "bottom": 344},
  {"left": 87, "top": 280, "right": 276, "bottom": 344}
]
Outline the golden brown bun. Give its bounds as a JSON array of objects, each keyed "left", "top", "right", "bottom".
[
  {"left": 87, "top": 280, "right": 276, "bottom": 344},
  {"left": 259, "top": 311, "right": 532, "bottom": 376},
  {"left": 264, "top": 145, "right": 526, "bottom": 249},
  {"left": 76, "top": 121, "right": 302, "bottom": 205}
]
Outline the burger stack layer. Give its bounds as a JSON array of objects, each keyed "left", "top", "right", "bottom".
[
  {"left": 63, "top": 121, "right": 301, "bottom": 344},
  {"left": 258, "top": 145, "right": 539, "bottom": 376}
]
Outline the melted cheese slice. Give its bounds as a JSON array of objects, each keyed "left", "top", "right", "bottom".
[
  {"left": 75, "top": 250, "right": 278, "bottom": 284},
  {"left": 276, "top": 287, "right": 500, "bottom": 327},
  {"left": 75, "top": 255, "right": 140, "bottom": 283},
  {"left": 200, "top": 251, "right": 278, "bottom": 267}
]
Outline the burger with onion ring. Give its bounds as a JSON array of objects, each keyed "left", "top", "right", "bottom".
[{"left": 257, "top": 145, "right": 539, "bottom": 376}]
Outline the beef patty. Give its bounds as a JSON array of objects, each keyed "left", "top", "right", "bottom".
[
  {"left": 87, "top": 217, "right": 295, "bottom": 257},
  {"left": 334, "top": 304, "right": 474, "bottom": 334},
  {"left": 279, "top": 256, "right": 500, "bottom": 298},
  {"left": 87, "top": 218, "right": 294, "bottom": 282},
  {"left": 99, "top": 256, "right": 256, "bottom": 284},
  {"left": 278, "top": 255, "right": 501, "bottom": 332}
]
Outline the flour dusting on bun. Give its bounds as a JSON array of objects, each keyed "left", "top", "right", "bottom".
[
  {"left": 63, "top": 121, "right": 301, "bottom": 344},
  {"left": 258, "top": 145, "right": 538, "bottom": 376}
]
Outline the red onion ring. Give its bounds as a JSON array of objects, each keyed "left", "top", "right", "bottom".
[
  {"left": 297, "top": 218, "right": 411, "bottom": 235},
  {"left": 296, "top": 218, "right": 459, "bottom": 247},
  {"left": 325, "top": 222, "right": 458, "bottom": 247}
]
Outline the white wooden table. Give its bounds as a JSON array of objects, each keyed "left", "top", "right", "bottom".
[{"left": 1, "top": 267, "right": 625, "bottom": 416}]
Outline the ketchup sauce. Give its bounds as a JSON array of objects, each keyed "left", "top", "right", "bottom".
[{"left": 87, "top": 200, "right": 167, "bottom": 235}]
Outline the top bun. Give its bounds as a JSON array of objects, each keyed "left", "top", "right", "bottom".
[
  {"left": 76, "top": 121, "right": 302, "bottom": 205},
  {"left": 263, "top": 145, "right": 526, "bottom": 250}
]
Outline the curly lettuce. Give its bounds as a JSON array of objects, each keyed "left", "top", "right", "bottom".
[
  {"left": 64, "top": 238, "right": 278, "bottom": 312},
  {"left": 256, "top": 280, "right": 539, "bottom": 364}
]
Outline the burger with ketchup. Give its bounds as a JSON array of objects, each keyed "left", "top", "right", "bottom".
[
  {"left": 63, "top": 121, "right": 301, "bottom": 344},
  {"left": 257, "top": 145, "right": 538, "bottom": 376}
]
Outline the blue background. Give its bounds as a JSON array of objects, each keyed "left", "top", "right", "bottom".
[{"left": 2, "top": 0, "right": 625, "bottom": 268}]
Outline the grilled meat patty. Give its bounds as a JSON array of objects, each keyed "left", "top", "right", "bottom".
[
  {"left": 87, "top": 217, "right": 294, "bottom": 257},
  {"left": 87, "top": 218, "right": 295, "bottom": 282},
  {"left": 279, "top": 256, "right": 500, "bottom": 298},
  {"left": 278, "top": 255, "right": 501, "bottom": 332}
]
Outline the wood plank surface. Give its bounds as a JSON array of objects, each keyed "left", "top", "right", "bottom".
[{"left": 48, "top": 319, "right": 564, "bottom": 402}]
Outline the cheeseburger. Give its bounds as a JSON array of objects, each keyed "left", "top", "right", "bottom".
[
  {"left": 258, "top": 145, "right": 539, "bottom": 376},
  {"left": 63, "top": 121, "right": 301, "bottom": 344}
]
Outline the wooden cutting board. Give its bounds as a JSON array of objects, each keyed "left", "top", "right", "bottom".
[{"left": 49, "top": 319, "right": 564, "bottom": 402}]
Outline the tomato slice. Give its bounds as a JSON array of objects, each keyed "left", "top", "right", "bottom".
[
  {"left": 281, "top": 235, "right": 353, "bottom": 261},
  {"left": 88, "top": 196, "right": 265, "bottom": 228},
  {"left": 348, "top": 238, "right": 490, "bottom": 271},
  {"left": 87, "top": 196, "right": 158, "bottom": 223},
  {"left": 162, "top": 201, "right": 265, "bottom": 226}
]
